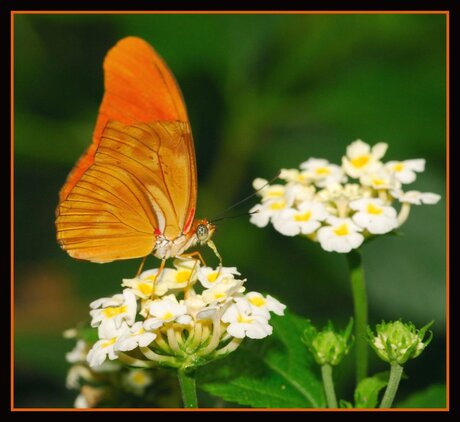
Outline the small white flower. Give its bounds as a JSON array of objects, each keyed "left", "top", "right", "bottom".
[
  {"left": 63, "top": 328, "right": 78, "bottom": 339},
  {"left": 249, "top": 184, "right": 300, "bottom": 228},
  {"left": 87, "top": 336, "right": 120, "bottom": 367},
  {"left": 222, "top": 299, "right": 273, "bottom": 339},
  {"left": 249, "top": 196, "right": 292, "bottom": 228},
  {"left": 202, "top": 279, "right": 244, "bottom": 305},
  {"left": 115, "top": 321, "right": 156, "bottom": 352},
  {"left": 246, "top": 292, "right": 286, "bottom": 318},
  {"left": 122, "top": 369, "right": 153, "bottom": 395},
  {"left": 254, "top": 179, "right": 287, "bottom": 201},
  {"left": 90, "top": 289, "right": 137, "bottom": 329},
  {"left": 173, "top": 258, "right": 200, "bottom": 274},
  {"left": 385, "top": 159, "right": 425, "bottom": 184},
  {"left": 360, "top": 168, "right": 401, "bottom": 191},
  {"left": 253, "top": 177, "right": 269, "bottom": 191},
  {"left": 144, "top": 295, "right": 192, "bottom": 329},
  {"left": 183, "top": 293, "right": 207, "bottom": 318},
  {"left": 317, "top": 217, "right": 364, "bottom": 253},
  {"left": 90, "top": 293, "right": 125, "bottom": 310},
  {"left": 279, "top": 168, "right": 311, "bottom": 184},
  {"left": 392, "top": 190, "right": 441, "bottom": 205},
  {"left": 272, "top": 201, "right": 328, "bottom": 236},
  {"left": 253, "top": 178, "right": 285, "bottom": 199},
  {"left": 350, "top": 198, "right": 398, "bottom": 234},
  {"left": 160, "top": 259, "right": 199, "bottom": 290},
  {"left": 66, "top": 340, "right": 88, "bottom": 363},
  {"left": 97, "top": 319, "right": 131, "bottom": 340},
  {"left": 122, "top": 268, "right": 169, "bottom": 299},
  {"left": 66, "top": 364, "right": 94, "bottom": 389},
  {"left": 342, "top": 139, "right": 388, "bottom": 178},
  {"left": 300, "top": 158, "right": 346, "bottom": 187},
  {"left": 197, "top": 266, "right": 240, "bottom": 288},
  {"left": 74, "top": 393, "right": 90, "bottom": 408}
]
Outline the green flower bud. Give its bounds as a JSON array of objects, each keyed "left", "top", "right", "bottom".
[
  {"left": 367, "top": 320, "right": 433, "bottom": 365},
  {"left": 302, "top": 319, "right": 353, "bottom": 366}
]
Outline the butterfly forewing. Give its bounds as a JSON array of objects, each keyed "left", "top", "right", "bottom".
[
  {"left": 56, "top": 37, "right": 197, "bottom": 263},
  {"left": 59, "top": 36, "right": 192, "bottom": 203}
]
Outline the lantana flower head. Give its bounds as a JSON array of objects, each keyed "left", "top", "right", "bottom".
[
  {"left": 71, "top": 259, "right": 285, "bottom": 377},
  {"left": 250, "top": 140, "right": 441, "bottom": 253}
]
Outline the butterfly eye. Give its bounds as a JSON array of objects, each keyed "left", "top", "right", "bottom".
[{"left": 196, "top": 224, "right": 209, "bottom": 242}]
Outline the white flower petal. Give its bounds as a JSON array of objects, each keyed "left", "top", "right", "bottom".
[
  {"left": 372, "top": 142, "right": 388, "bottom": 160},
  {"left": 143, "top": 318, "right": 163, "bottom": 331},
  {"left": 249, "top": 204, "right": 271, "bottom": 227},
  {"left": 176, "top": 314, "right": 192, "bottom": 325},
  {"left": 420, "top": 193, "right": 441, "bottom": 204},
  {"left": 405, "top": 159, "right": 425, "bottom": 172},
  {"left": 226, "top": 323, "right": 247, "bottom": 338}
]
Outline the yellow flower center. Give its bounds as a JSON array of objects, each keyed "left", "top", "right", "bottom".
[
  {"left": 249, "top": 296, "right": 266, "bottom": 307},
  {"left": 237, "top": 314, "right": 253, "bottom": 324},
  {"left": 392, "top": 162, "right": 404, "bottom": 172},
  {"left": 367, "top": 203, "right": 383, "bottom": 215},
  {"left": 372, "top": 177, "right": 386, "bottom": 186},
  {"left": 333, "top": 224, "right": 349, "bottom": 236},
  {"left": 162, "top": 312, "right": 174, "bottom": 320},
  {"left": 132, "top": 371, "right": 147, "bottom": 385},
  {"left": 266, "top": 189, "right": 284, "bottom": 198},
  {"left": 269, "top": 200, "right": 286, "bottom": 211},
  {"left": 351, "top": 155, "right": 370, "bottom": 168},
  {"left": 138, "top": 282, "right": 153, "bottom": 295},
  {"left": 315, "top": 167, "right": 331, "bottom": 175},
  {"left": 103, "top": 305, "right": 127, "bottom": 318},
  {"left": 101, "top": 338, "right": 116, "bottom": 349},
  {"left": 176, "top": 270, "right": 191, "bottom": 283},
  {"left": 213, "top": 292, "right": 225, "bottom": 300},
  {"left": 294, "top": 210, "right": 312, "bottom": 222},
  {"left": 207, "top": 272, "right": 219, "bottom": 283}
]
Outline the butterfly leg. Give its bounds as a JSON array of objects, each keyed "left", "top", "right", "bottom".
[
  {"left": 135, "top": 255, "right": 148, "bottom": 277},
  {"left": 149, "top": 257, "right": 166, "bottom": 299},
  {"left": 179, "top": 250, "right": 206, "bottom": 266},
  {"left": 177, "top": 252, "right": 204, "bottom": 299},
  {"left": 206, "top": 240, "right": 223, "bottom": 276}
]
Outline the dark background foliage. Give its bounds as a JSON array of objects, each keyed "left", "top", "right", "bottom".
[{"left": 14, "top": 13, "right": 446, "bottom": 407}]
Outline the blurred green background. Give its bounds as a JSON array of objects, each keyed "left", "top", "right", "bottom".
[{"left": 14, "top": 13, "right": 446, "bottom": 408}]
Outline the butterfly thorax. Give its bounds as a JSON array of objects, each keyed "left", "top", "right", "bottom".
[{"left": 153, "top": 219, "right": 215, "bottom": 259}]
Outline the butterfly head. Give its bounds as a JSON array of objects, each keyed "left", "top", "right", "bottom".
[{"left": 194, "top": 219, "right": 216, "bottom": 244}]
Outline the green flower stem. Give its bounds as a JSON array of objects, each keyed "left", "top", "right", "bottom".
[
  {"left": 346, "top": 249, "right": 368, "bottom": 383},
  {"left": 178, "top": 368, "right": 198, "bottom": 408},
  {"left": 380, "top": 364, "right": 404, "bottom": 408},
  {"left": 321, "top": 364, "right": 338, "bottom": 408}
]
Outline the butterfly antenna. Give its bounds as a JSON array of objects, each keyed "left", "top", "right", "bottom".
[
  {"left": 210, "top": 171, "right": 279, "bottom": 222},
  {"left": 212, "top": 209, "right": 259, "bottom": 224}
]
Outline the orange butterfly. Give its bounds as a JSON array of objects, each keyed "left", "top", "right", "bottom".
[{"left": 56, "top": 37, "right": 218, "bottom": 268}]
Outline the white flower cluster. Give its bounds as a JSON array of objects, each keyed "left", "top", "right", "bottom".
[
  {"left": 86, "top": 259, "right": 285, "bottom": 369},
  {"left": 64, "top": 329, "right": 153, "bottom": 408},
  {"left": 250, "top": 140, "right": 441, "bottom": 253}
]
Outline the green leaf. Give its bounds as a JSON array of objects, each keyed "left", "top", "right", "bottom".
[
  {"left": 197, "top": 310, "right": 325, "bottom": 408},
  {"left": 354, "top": 372, "right": 389, "bottom": 408},
  {"left": 340, "top": 399, "right": 353, "bottom": 408},
  {"left": 396, "top": 384, "right": 446, "bottom": 408}
]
